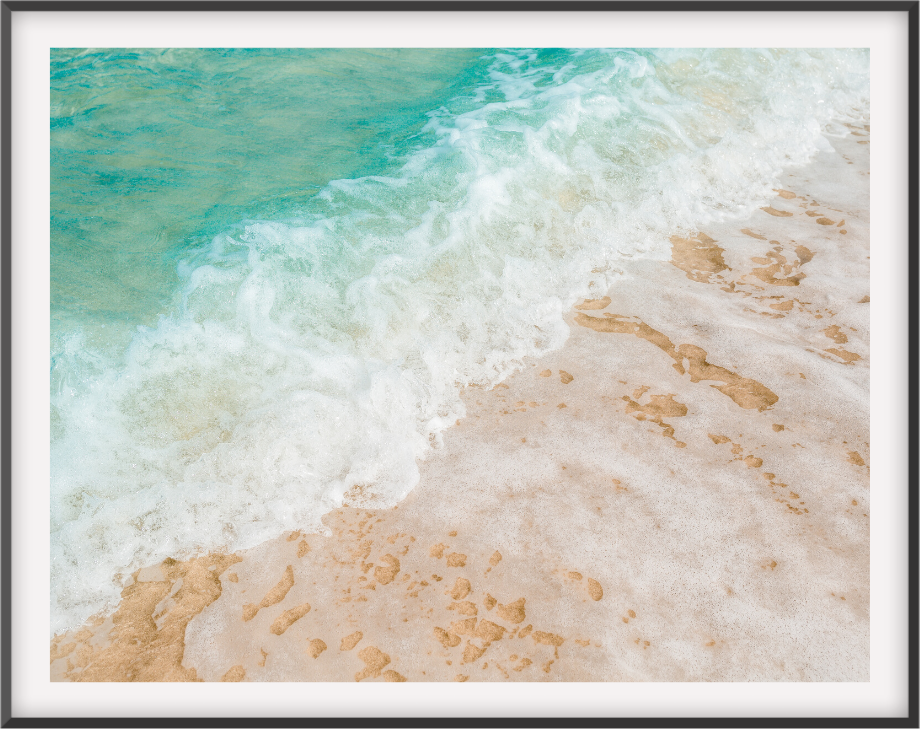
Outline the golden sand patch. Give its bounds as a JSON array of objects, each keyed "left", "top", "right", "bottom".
[
  {"left": 269, "top": 602, "right": 311, "bottom": 636},
  {"left": 450, "top": 618, "right": 478, "bottom": 636},
  {"left": 375, "top": 554, "right": 400, "bottom": 585},
  {"left": 533, "top": 631, "right": 565, "bottom": 659},
  {"left": 355, "top": 646, "right": 390, "bottom": 682},
  {"left": 308, "top": 639, "right": 327, "bottom": 659},
  {"left": 495, "top": 598, "right": 526, "bottom": 624},
  {"left": 823, "top": 326, "right": 849, "bottom": 344},
  {"left": 576, "top": 314, "right": 777, "bottom": 411},
  {"left": 669, "top": 232, "right": 728, "bottom": 284},
  {"left": 676, "top": 233, "right": 820, "bottom": 310},
  {"left": 622, "top": 392, "right": 688, "bottom": 447},
  {"left": 533, "top": 631, "right": 565, "bottom": 646},
  {"left": 340, "top": 631, "right": 363, "bottom": 651},
  {"left": 448, "top": 601, "right": 478, "bottom": 616},
  {"left": 51, "top": 505, "right": 633, "bottom": 682},
  {"left": 761, "top": 206, "right": 793, "bottom": 217},
  {"left": 434, "top": 627, "right": 461, "bottom": 649},
  {"left": 574, "top": 296, "right": 611, "bottom": 310},
  {"left": 221, "top": 665, "right": 245, "bottom": 682},
  {"left": 446, "top": 553, "right": 467, "bottom": 568},
  {"left": 476, "top": 619, "right": 507, "bottom": 644},
  {"left": 342, "top": 482, "right": 378, "bottom": 508},
  {"left": 243, "top": 564, "right": 294, "bottom": 622},
  {"left": 462, "top": 642, "right": 487, "bottom": 664},
  {"left": 62, "top": 552, "right": 241, "bottom": 682},
  {"left": 824, "top": 347, "right": 862, "bottom": 364},
  {"left": 792, "top": 244, "right": 814, "bottom": 264},
  {"left": 587, "top": 579, "right": 604, "bottom": 601},
  {"left": 50, "top": 642, "right": 76, "bottom": 663},
  {"left": 559, "top": 371, "right": 574, "bottom": 384},
  {"left": 747, "top": 248, "right": 810, "bottom": 287},
  {"left": 450, "top": 577, "right": 472, "bottom": 600}
]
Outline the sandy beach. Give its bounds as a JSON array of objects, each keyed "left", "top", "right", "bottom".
[{"left": 51, "top": 125, "right": 870, "bottom": 683}]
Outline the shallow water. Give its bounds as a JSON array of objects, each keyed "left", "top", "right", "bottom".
[
  {"left": 51, "top": 48, "right": 484, "bottom": 350},
  {"left": 50, "top": 48, "right": 869, "bottom": 633}
]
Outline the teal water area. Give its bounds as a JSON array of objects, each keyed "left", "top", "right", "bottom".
[{"left": 51, "top": 48, "right": 486, "bottom": 353}]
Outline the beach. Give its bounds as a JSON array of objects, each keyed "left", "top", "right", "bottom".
[{"left": 51, "top": 125, "right": 869, "bottom": 683}]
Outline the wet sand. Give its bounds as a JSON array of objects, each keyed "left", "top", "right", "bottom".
[{"left": 51, "top": 126, "right": 870, "bottom": 683}]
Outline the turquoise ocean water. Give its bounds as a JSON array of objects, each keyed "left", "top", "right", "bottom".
[{"left": 51, "top": 48, "right": 869, "bottom": 632}]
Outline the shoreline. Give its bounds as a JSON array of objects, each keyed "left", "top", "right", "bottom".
[{"left": 51, "top": 127, "right": 870, "bottom": 682}]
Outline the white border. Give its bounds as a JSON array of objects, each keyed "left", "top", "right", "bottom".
[{"left": 11, "top": 8, "right": 910, "bottom": 720}]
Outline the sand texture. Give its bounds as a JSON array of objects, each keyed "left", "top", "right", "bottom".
[{"left": 51, "top": 128, "right": 870, "bottom": 683}]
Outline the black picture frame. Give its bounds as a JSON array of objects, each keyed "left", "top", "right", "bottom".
[{"left": 3, "top": 2, "right": 917, "bottom": 726}]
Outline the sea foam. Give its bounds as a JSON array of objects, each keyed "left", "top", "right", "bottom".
[{"left": 50, "top": 48, "right": 869, "bottom": 633}]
